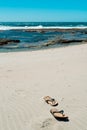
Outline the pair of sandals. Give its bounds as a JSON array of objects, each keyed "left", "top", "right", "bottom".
[{"left": 44, "top": 96, "right": 68, "bottom": 120}]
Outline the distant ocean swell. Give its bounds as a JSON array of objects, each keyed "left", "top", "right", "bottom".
[
  {"left": 0, "top": 22, "right": 87, "bottom": 30},
  {"left": 0, "top": 25, "right": 87, "bottom": 30}
]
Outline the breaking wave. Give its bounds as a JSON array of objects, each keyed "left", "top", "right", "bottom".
[{"left": 0, "top": 25, "right": 87, "bottom": 30}]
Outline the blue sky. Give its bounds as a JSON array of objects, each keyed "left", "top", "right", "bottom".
[{"left": 0, "top": 0, "right": 87, "bottom": 22}]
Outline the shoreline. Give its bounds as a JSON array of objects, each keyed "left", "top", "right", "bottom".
[
  {"left": 0, "top": 26, "right": 87, "bottom": 53},
  {"left": 0, "top": 41, "right": 87, "bottom": 53}
]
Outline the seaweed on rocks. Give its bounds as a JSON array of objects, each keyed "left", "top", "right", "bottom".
[{"left": 0, "top": 38, "right": 20, "bottom": 46}]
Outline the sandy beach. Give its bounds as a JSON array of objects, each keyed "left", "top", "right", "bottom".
[{"left": 0, "top": 43, "right": 87, "bottom": 130}]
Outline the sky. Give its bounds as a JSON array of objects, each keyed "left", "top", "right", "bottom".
[{"left": 0, "top": 0, "right": 87, "bottom": 22}]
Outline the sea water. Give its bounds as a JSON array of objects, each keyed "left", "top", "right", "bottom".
[{"left": 0, "top": 22, "right": 87, "bottom": 52}]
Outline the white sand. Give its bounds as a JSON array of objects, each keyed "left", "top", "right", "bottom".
[{"left": 0, "top": 44, "right": 87, "bottom": 130}]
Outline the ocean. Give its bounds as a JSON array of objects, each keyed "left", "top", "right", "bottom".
[{"left": 0, "top": 22, "right": 87, "bottom": 52}]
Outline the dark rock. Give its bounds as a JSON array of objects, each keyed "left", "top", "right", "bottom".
[
  {"left": 24, "top": 28, "right": 85, "bottom": 33},
  {"left": 84, "top": 32, "right": 87, "bottom": 34},
  {"left": 44, "top": 40, "right": 58, "bottom": 46},
  {"left": 59, "top": 39, "right": 83, "bottom": 43},
  {"left": 43, "top": 37, "right": 87, "bottom": 47},
  {"left": 0, "top": 38, "right": 20, "bottom": 46}
]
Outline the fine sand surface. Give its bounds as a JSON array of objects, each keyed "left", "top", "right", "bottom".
[{"left": 0, "top": 43, "right": 87, "bottom": 130}]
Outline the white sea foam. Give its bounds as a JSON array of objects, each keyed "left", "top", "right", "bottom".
[{"left": 0, "top": 25, "right": 87, "bottom": 30}]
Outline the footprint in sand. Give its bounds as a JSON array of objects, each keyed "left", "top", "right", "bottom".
[
  {"left": 41, "top": 118, "right": 54, "bottom": 128},
  {"left": 33, "top": 118, "right": 55, "bottom": 130}
]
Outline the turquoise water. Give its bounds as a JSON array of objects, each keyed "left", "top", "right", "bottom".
[
  {"left": 0, "top": 22, "right": 87, "bottom": 27},
  {"left": 0, "top": 22, "right": 87, "bottom": 52}
]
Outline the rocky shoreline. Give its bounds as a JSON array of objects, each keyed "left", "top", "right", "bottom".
[
  {"left": 0, "top": 28, "right": 87, "bottom": 50},
  {"left": 23, "top": 28, "right": 87, "bottom": 33},
  {"left": 0, "top": 37, "right": 87, "bottom": 48}
]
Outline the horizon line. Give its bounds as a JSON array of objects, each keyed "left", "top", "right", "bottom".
[{"left": 0, "top": 21, "right": 87, "bottom": 22}]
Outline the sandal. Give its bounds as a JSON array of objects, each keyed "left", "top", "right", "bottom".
[
  {"left": 43, "top": 96, "right": 58, "bottom": 106},
  {"left": 50, "top": 108, "right": 68, "bottom": 120}
]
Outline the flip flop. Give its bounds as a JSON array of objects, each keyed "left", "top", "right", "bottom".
[
  {"left": 43, "top": 96, "right": 58, "bottom": 106},
  {"left": 50, "top": 108, "right": 68, "bottom": 120}
]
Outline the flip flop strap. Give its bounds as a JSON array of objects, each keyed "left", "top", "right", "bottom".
[
  {"left": 46, "top": 98, "right": 55, "bottom": 103},
  {"left": 58, "top": 110, "right": 64, "bottom": 114},
  {"left": 52, "top": 110, "right": 64, "bottom": 114}
]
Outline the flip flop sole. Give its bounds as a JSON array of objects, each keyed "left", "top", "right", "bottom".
[
  {"left": 43, "top": 96, "right": 58, "bottom": 106},
  {"left": 50, "top": 109, "right": 68, "bottom": 120}
]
